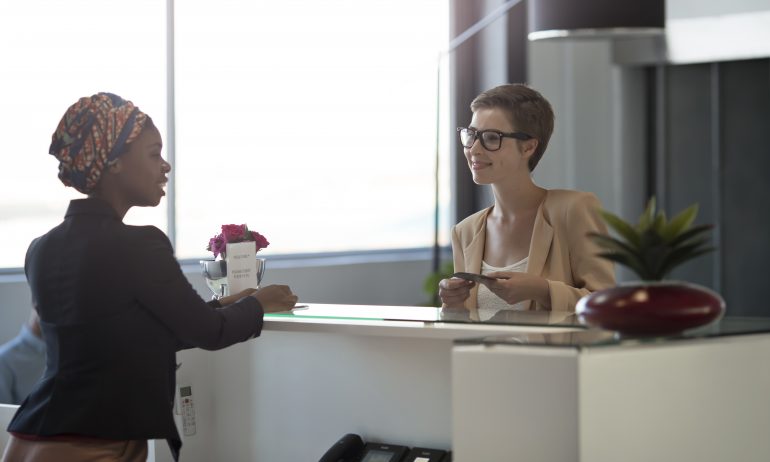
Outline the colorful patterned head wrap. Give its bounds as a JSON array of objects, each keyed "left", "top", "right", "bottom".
[{"left": 49, "top": 92, "right": 148, "bottom": 194}]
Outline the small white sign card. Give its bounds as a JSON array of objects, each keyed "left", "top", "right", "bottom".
[{"left": 225, "top": 241, "right": 258, "bottom": 295}]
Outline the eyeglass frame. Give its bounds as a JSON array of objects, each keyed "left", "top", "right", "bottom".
[{"left": 456, "top": 127, "right": 534, "bottom": 151}]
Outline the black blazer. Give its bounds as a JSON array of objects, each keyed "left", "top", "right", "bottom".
[{"left": 8, "top": 198, "right": 264, "bottom": 460}]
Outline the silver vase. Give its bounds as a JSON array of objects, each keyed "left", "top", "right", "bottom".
[{"left": 200, "top": 257, "right": 266, "bottom": 299}]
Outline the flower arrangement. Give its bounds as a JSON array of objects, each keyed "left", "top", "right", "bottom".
[{"left": 207, "top": 224, "right": 269, "bottom": 259}]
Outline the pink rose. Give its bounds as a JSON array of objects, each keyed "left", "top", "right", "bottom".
[
  {"left": 220, "top": 224, "right": 247, "bottom": 243},
  {"left": 207, "top": 235, "right": 227, "bottom": 258},
  {"left": 207, "top": 223, "right": 269, "bottom": 258},
  {"left": 251, "top": 231, "right": 270, "bottom": 251}
]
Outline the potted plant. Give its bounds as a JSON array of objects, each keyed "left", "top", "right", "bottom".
[{"left": 575, "top": 197, "right": 725, "bottom": 336}]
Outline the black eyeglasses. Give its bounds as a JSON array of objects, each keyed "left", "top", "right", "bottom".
[{"left": 457, "top": 127, "right": 533, "bottom": 151}]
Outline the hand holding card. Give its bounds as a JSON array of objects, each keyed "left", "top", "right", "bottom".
[{"left": 451, "top": 272, "right": 508, "bottom": 285}]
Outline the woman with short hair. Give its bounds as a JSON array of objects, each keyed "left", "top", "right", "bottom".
[{"left": 439, "top": 84, "right": 615, "bottom": 319}]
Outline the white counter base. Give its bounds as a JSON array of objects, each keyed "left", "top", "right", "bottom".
[
  {"left": 166, "top": 306, "right": 565, "bottom": 462},
  {"left": 154, "top": 305, "right": 770, "bottom": 462},
  {"left": 452, "top": 334, "right": 770, "bottom": 462}
]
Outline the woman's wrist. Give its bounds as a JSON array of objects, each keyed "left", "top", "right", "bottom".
[{"left": 531, "top": 277, "right": 552, "bottom": 309}]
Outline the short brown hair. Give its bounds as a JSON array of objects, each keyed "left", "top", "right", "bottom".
[{"left": 470, "top": 84, "right": 554, "bottom": 171}]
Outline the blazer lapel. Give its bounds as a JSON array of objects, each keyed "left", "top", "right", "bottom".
[
  {"left": 526, "top": 201, "right": 553, "bottom": 278},
  {"left": 463, "top": 208, "right": 490, "bottom": 311}
]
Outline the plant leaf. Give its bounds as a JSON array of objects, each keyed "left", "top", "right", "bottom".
[
  {"left": 587, "top": 232, "right": 637, "bottom": 254},
  {"left": 658, "top": 246, "right": 716, "bottom": 279},
  {"left": 653, "top": 209, "right": 667, "bottom": 235},
  {"left": 589, "top": 233, "right": 650, "bottom": 276},
  {"left": 596, "top": 251, "right": 656, "bottom": 281},
  {"left": 422, "top": 261, "right": 455, "bottom": 306},
  {"left": 661, "top": 203, "right": 698, "bottom": 242},
  {"left": 638, "top": 197, "right": 656, "bottom": 232},
  {"left": 599, "top": 210, "right": 641, "bottom": 248},
  {"left": 652, "top": 238, "right": 711, "bottom": 278},
  {"left": 669, "top": 224, "right": 714, "bottom": 247}
]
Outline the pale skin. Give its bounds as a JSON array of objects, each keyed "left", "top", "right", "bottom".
[
  {"left": 91, "top": 122, "right": 298, "bottom": 312},
  {"left": 438, "top": 107, "right": 552, "bottom": 310}
]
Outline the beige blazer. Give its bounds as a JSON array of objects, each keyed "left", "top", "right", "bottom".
[{"left": 451, "top": 189, "right": 615, "bottom": 312}]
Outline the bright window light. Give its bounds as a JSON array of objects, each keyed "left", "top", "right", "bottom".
[
  {"left": 173, "top": 0, "right": 450, "bottom": 258},
  {"left": 0, "top": 0, "right": 166, "bottom": 269},
  {"left": 0, "top": 0, "right": 450, "bottom": 268}
]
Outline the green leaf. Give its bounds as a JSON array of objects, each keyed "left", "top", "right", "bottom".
[
  {"left": 422, "top": 261, "right": 455, "bottom": 305},
  {"left": 657, "top": 246, "right": 715, "bottom": 279},
  {"left": 593, "top": 197, "right": 715, "bottom": 279},
  {"left": 596, "top": 251, "right": 656, "bottom": 280},
  {"left": 653, "top": 209, "right": 667, "bottom": 235},
  {"left": 669, "top": 224, "right": 713, "bottom": 247},
  {"left": 652, "top": 238, "right": 711, "bottom": 278},
  {"left": 587, "top": 232, "right": 637, "bottom": 254},
  {"left": 638, "top": 197, "right": 657, "bottom": 231},
  {"left": 661, "top": 203, "right": 698, "bottom": 242},
  {"left": 635, "top": 229, "right": 666, "bottom": 277},
  {"left": 589, "top": 233, "right": 650, "bottom": 274},
  {"left": 599, "top": 210, "right": 641, "bottom": 248}
]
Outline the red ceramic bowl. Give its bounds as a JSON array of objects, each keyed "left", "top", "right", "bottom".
[{"left": 576, "top": 281, "right": 726, "bottom": 336}]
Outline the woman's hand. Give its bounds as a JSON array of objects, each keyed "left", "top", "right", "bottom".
[
  {"left": 250, "top": 285, "right": 299, "bottom": 313},
  {"left": 485, "top": 272, "right": 551, "bottom": 308},
  {"left": 217, "top": 288, "right": 259, "bottom": 306},
  {"left": 438, "top": 277, "right": 475, "bottom": 307}
]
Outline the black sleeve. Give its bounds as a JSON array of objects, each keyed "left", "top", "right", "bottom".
[{"left": 127, "top": 226, "right": 264, "bottom": 351}]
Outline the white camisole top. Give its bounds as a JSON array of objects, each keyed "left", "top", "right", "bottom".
[{"left": 477, "top": 257, "right": 529, "bottom": 321}]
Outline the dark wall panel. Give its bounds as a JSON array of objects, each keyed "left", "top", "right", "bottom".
[
  {"left": 450, "top": 0, "right": 529, "bottom": 224},
  {"left": 664, "top": 64, "right": 717, "bottom": 288},
  {"left": 450, "top": 0, "right": 485, "bottom": 224},
  {"left": 720, "top": 59, "right": 770, "bottom": 316},
  {"left": 653, "top": 58, "right": 770, "bottom": 316},
  {"left": 506, "top": 1, "right": 528, "bottom": 84}
]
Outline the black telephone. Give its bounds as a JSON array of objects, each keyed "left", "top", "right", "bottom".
[
  {"left": 319, "top": 434, "right": 365, "bottom": 461},
  {"left": 318, "top": 434, "right": 450, "bottom": 462}
]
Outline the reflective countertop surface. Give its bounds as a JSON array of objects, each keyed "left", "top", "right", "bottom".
[
  {"left": 455, "top": 316, "right": 770, "bottom": 348},
  {"left": 266, "top": 303, "right": 580, "bottom": 327},
  {"left": 265, "top": 303, "right": 770, "bottom": 346}
]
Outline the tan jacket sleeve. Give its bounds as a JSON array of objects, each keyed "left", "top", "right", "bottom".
[{"left": 547, "top": 193, "right": 616, "bottom": 311}]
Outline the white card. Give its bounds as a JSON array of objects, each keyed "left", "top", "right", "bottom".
[{"left": 225, "top": 241, "right": 258, "bottom": 295}]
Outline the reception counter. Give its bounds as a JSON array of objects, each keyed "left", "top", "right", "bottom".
[
  {"left": 453, "top": 318, "right": 770, "bottom": 462},
  {"left": 166, "top": 305, "right": 770, "bottom": 462}
]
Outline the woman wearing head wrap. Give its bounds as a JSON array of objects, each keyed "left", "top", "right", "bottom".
[{"left": 2, "top": 93, "right": 298, "bottom": 462}]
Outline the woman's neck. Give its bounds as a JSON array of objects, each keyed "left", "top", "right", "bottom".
[
  {"left": 87, "top": 191, "right": 130, "bottom": 219},
  {"left": 490, "top": 175, "right": 546, "bottom": 218}
]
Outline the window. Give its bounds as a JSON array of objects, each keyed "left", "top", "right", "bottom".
[
  {"left": 0, "top": 0, "right": 166, "bottom": 269},
  {"left": 0, "top": 0, "right": 450, "bottom": 268},
  {"left": 174, "top": 0, "right": 450, "bottom": 259}
]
